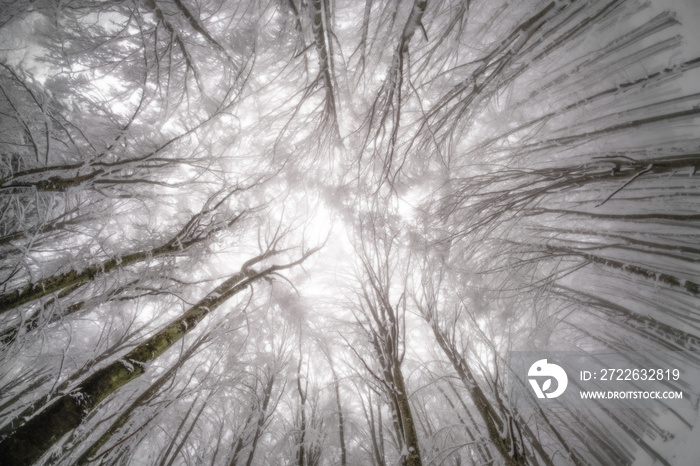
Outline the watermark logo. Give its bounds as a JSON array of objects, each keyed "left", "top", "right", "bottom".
[{"left": 528, "top": 359, "right": 568, "bottom": 399}]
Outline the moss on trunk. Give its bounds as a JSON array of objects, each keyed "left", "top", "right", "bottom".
[
  {"left": 0, "top": 249, "right": 151, "bottom": 315},
  {"left": 1, "top": 202, "right": 246, "bottom": 315},
  {"left": 0, "top": 267, "right": 257, "bottom": 465},
  {"left": 0, "top": 245, "right": 319, "bottom": 465}
]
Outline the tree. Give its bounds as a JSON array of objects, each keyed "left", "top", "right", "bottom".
[
  {"left": 346, "top": 210, "right": 422, "bottom": 466},
  {"left": 1, "top": 1, "right": 699, "bottom": 465},
  {"left": 0, "top": 236, "right": 320, "bottom": 465}
]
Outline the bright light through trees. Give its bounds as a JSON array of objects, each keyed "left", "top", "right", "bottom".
[{"left": 0, "top": 1, "right": 699, "bottom": 465}]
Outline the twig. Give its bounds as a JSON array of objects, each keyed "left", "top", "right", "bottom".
[{"left": 595, "top": 164, "right": 654, "bottom": 207}]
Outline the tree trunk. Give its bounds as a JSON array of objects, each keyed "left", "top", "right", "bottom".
[
  {"left": 74, "top": 334, "right": 211, "bottom": 465},
  {"left": 333, "top": 374, "right": 347, "bottom": 466},
  {"left": 392, "top": 365, "right": 422, "bottom": 466},
  {"left": 431, "top": 325, "right": 527, "bottom": 466},
  {"left": 0, "top": 249, "right": 314, "bottom": 466},
  {"left": 0, "top": 202, "right": 244, "bottom": 315}
]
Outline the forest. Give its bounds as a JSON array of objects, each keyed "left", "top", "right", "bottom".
[{"left": 0, "top": 0, "right": 699, "bottom": 464}]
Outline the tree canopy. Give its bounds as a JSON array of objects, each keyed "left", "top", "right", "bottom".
[{"left": 0, "top": 1, "right": 699, "bottom": 465}]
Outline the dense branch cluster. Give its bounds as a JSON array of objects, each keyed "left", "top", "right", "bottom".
[{"left": 0, "top": 1, "right": 698, "bottom": 465}]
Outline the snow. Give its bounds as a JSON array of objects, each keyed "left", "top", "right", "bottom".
[
  {"left": 1, "top": 1, "right": 699, "bottom": 465},
  {"left": 119, "top": 359, "right": 135, "bottom": 373},
  {"left": 632, "top": 408, "right": 700, "bottom": 466}
]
